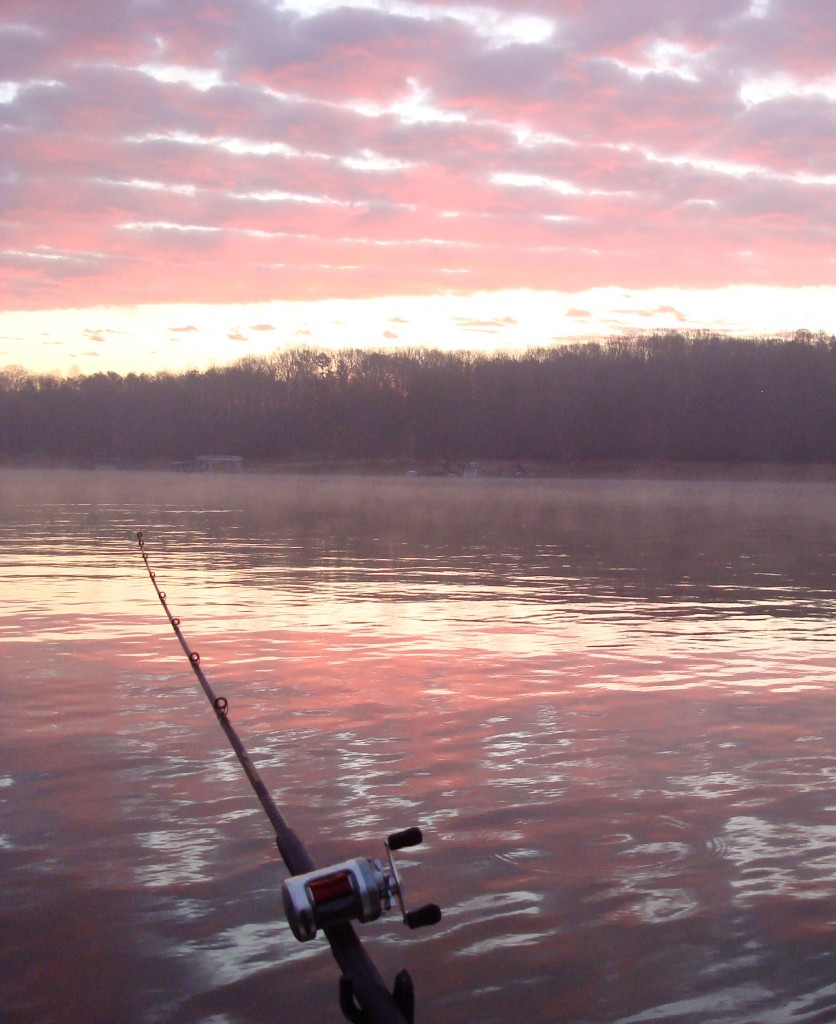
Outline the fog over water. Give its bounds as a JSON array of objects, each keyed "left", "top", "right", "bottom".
[{"left": 3, "top": 468, "right": 836, "bottom": 1024}]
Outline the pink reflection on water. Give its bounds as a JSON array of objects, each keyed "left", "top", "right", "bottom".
[{"left": 5, "top": 470, "right": 836, "bottom": 1023}]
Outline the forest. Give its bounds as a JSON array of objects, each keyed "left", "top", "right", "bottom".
[{"left": 2, "top": 331, "right": 836, "bottom": 469}]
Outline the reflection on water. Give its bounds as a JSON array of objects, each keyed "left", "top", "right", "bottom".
[{"left": 3, "top": 468, "right": 836, "bottom": 1023}]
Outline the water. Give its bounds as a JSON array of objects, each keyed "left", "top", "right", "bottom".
[{"left": 3, "top": 467, "right": 836, "bottom": 1024}]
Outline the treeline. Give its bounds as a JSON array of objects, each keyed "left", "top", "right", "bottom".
[{"left": 3, "top": 332, "right": 836, "bottom": 466}]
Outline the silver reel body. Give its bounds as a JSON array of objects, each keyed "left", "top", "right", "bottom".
[{"left": 282, "top": 827, "right": 441, "bottom": 943}]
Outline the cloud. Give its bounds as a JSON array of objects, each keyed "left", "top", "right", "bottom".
[
  {"left": 169, "top": 324, "right": 199, "bottom": 333},
  {"left": 1, "top": 0, "right": 834, "bottom": 317},
  {"left": 453, "top": 315, "right": 517, "bottom": 330},
  {"left": 611, "top": 304, "right": 689, "bottom": 320},
  {"left": 656, "top": 304, "right": 687, "bottom": 322},
  {"left": 84, "top": 327, "right": 126, "bottom": 343},
  {"left": 250, "top": 322, "right": 275, "bottom": 330}
]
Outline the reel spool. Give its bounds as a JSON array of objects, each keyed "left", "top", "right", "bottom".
[{"left": 282, "top": 826, "right": 442, "bottom": 942}]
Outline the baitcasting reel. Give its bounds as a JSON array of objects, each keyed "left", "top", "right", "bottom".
[{"left": 282, "top": 826, "right": 442, "bottom": 942}]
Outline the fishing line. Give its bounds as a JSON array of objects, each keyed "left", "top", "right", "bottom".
[{"left": 136, "top": 530, "right": 309, "bottom": 867}]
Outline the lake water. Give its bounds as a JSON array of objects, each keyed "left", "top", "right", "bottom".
[{"left": 3, "top": 467, "right": 836, "bottom": 1024}]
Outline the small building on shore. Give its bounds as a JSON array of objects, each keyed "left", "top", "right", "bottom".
[{"left": 196, "top": 455, "right": 244, "bottom": 473}]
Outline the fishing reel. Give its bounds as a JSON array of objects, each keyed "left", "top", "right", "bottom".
[{"left": 282, "top": 826, "right": 442, "bottom": 942}]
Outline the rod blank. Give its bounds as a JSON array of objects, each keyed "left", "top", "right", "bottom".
[{"left": 136, "top": 531, "right": 414, "bottom": 1024}]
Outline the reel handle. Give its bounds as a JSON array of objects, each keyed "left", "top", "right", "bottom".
[
  {"left": 387, "top": 826, "right": 423, "bottom": 851},
  {"left": 405, "top": 903, "right": 442, "bottom": 930}
]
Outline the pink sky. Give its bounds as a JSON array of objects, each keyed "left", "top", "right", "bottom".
[{"left": 2, "top": 0, "right": 835, "bottom": 374}]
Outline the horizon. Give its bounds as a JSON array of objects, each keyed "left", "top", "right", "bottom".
[{"left": 3, "top": 324, "right": 832, "bottom": 383}]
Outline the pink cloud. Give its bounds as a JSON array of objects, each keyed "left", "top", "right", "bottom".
[
  {"left": 454, "top": 316, "right": 517, "bottom": 330},
  {"left": 1, "top": 0, "right": 834, "bottom": 314}
]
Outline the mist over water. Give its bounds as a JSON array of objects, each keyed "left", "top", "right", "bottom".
[{"left": 3, "top": 468, "right": 836, "bottom": 1024}]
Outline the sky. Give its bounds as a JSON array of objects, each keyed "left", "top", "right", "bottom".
[{"left": 2, "top": 0, "right": 836, "bottom": 376}]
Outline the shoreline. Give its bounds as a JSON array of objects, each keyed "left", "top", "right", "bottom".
[{"left": 4, "top": 457, "right": 836, "bottom": 482}]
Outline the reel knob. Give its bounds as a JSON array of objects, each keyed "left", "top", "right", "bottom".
[
  {"left": 387, "top": 826, "right": 423, "bottom": 851},
  {"left": 405, "top": 903, "right": 442, "bottom": 929}
]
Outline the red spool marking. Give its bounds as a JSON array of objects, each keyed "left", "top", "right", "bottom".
[{"left": 308, "top": 871, "right": 354, "bottom": 905}]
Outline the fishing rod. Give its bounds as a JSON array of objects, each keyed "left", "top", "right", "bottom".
[{"left": 136, "top": 531, "right": 441, "bottom": 1024}]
